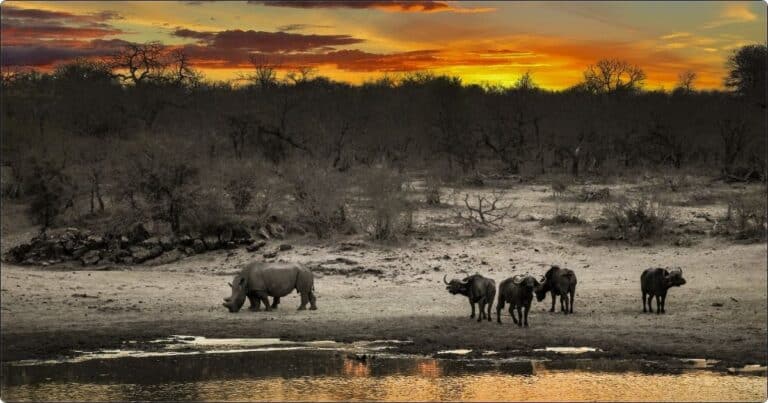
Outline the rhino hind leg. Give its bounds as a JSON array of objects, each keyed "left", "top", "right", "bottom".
[
  {"left": 309, "top": 291, "right": 317, "bottom": 310},
  {"left": 271, "top": 297, "right": 280, "bottom": 309}
]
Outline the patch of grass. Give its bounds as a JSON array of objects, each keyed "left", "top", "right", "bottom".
[{"left": 541, "top": 205, "right": 586, "bottom": 226}]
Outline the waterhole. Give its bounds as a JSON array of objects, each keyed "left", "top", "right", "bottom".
[{"left": 1, "top": 338, "right": 765, "bottom": 401}]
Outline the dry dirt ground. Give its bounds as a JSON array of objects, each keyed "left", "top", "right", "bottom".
[{"left": 1, "top": 180, "right": 766, "bottom": 367}]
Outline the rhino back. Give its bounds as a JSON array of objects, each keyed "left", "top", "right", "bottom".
[{"left": 246, "top": 262, "right": 304, "bottom": 297}]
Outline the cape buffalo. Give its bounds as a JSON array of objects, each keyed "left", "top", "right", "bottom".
[
  {"left": 223, "top": 261, "right": 316, "bottom": 313},
  {"left": 497, "top": 274, "right": 540, "bottom": 326},
  {"left": 641, "top": 267, "right": 686, "bottom": 314},
  {"left": 444, "top": 273, "right": 496, "bottom": 322},
  {"left": 535, "top": 265, "right": 577, "bottom": 314}
]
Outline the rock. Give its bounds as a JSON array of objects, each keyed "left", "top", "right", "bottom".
[
  {"left": 145, "top": 249, "right": 184, "bottom": 266},
  {"left": 178, "top": 234, "right": 193, "bottom": 246},
  {"left": 247, "top": 240, "right": 267, "bottom": 252},
  {"left": 218, "top": 226, "right": 234, "bottom": 243},
  {"left": 71, "top": 246, "right": 89, "bottom": 259},
  {"left": 85, "top": 235, "right": 105, "bottom": 248},
  {"left": 257, "top": 227, "right": 271, "bottom": 240},
  {"left": 128, "top": 223, "right": 150, "bottom": 244},
  {"left": 81, "top": 250, "right": 101, "bottom": 266},
  {"left": 159, "top": 235, "right": 177, "bottom": 251},
  {"left": 266, "top": 223, "right": 285, "bottom": 239},
  {"left": 279, "top": 244, "right": 292, "bottom": 251},
  {"left": 192, "top": 239, "right": 206, "bottom": 254},
  {"left": 130, "top": 245, "right": 163, "bottom": 263},
  {"left": 142, "top": 237, "right": 160, "bottom": 247},
  {"left": 711, "top": 302, "right": 723, "bottom": 307},
  {"left": 263, "top": 251, "right": 278, "bottom": 259},
  {"left": 443, "top": 255, "right": 451, "bottom": 260},
  {"left": 231, "top": 224, "right": 251, "bottom": 243},
  {"left": 203, "top": 235, "right": 220, "bottom": 250}
]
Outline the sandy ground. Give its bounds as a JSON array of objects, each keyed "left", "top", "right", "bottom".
[{"left": 1, "top": 182, "right": 766, "bottom": 366}]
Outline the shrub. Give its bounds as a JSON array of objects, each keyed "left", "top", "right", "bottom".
[
  {"left": 721, "top": 192, "right": 766, "bottom": 240},
  {"left": 600, "top": 196, "right": 670, "bottom": 240},
  {"left": 284, "top": 160, "right": 348, "bottom": 238},
  {"left": 357, "top": 167, "right": 413, "bottom": 241},
  {"left": 453, "top": 189, "right": 518, "bottom": 235},
  {"left": 424, "top": 174, "right": 442, "bottom": 205},
  {"left": 225, "top": 174, "right": 254, "bottom": 214},
  {"left": 542, "top": 205, "right": 586, "bottom": 226},
  {"left": 23, "top": 158, "right": 75, "bottom": 229}
]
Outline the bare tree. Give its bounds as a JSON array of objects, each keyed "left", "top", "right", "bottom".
[
  {"left": 110, "top": 42, "right": 166, "bottom": 85},
  {"left": 454, "top": 190, "right": 518, "bottom": 229},
  {"left": 719, "top": 118, "right": 748, "bottom": 176},
  {"left": 582, "top": 58, "right": 646, "bottom": 94},
  {"left": 248, "top": 55, "right": 279, "bottom": 88},
  {"left": 675, "top": 70, "right": 697, "bottom": 93}
]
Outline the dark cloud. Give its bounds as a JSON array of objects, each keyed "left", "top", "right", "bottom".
[
  {"left": 249, "top": 1, "right": 449, "bottom": 12},
  {"left": 1, "top": 5, "right": 123, "bottom": 24},
  {"left": 172, "top": 28, "right": 363, "bottom": 52},
  {"left": 249, "top": 1, "right": 493, "bottom": 13},
  {"left": 1, "top": 39, "right": 130, "bottom": 66},
  {"left": 277, "top": 24, "right": 334, "bottom": 32}
]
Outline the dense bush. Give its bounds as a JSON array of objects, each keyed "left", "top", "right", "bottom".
[
  {"left": 284, "top": 161, "right": 349, "bottom": 238},
  {"left": 600, "top": 196, "right": 670, "bottom": 240},
  {"left": 721, "top": 192, "right": 767, "bottom": 241},
  {"left": 357, "top": 167, "right": 414, "bottom": 241}
]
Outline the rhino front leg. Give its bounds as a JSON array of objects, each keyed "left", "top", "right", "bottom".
[
  {"left": 248, "top": 293, "right": 262, "bottom": 312},
  {"left": 308, "top": 291, "right": 317, "bottom": 310},
  {"left": 253, "top": 291, "right": 271, "bottom": 311}
]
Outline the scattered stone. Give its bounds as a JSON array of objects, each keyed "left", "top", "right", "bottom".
[
  {"left": 80, "top": 250, "right": 101, "bottom": 266},
  {"left": 267, "top": 223, "right": 286, "bottom": 239},
  {"left": 192, "top": 239, "right": 206, "bottom": 254},
  {"left": 263, "top": 251, "right": 278, "bottom": 259},
  {"left": 246, "top": 240, "right": 267, "bottom": 252},
  {"left": 279, "top": 244, "right": 292, "bottom": 251}
]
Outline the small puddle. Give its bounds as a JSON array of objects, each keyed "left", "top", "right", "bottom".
[
  {"left": 1, "top": 338, "right": 765, "bottom": 401},
  {"left": 534, "top": 346, "right": 600, "bottom": 354}
]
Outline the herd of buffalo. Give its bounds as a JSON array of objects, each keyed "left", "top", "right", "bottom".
[{"left": 223, "top": 261, "right": 686, "bottom": 326}]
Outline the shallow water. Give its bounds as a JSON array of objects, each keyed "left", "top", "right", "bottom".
[{"left": 1, "top": 342, "right": 766, "bottom": 402}]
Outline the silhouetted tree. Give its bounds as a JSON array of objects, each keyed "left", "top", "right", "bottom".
[
  {"left": 725, "top": 44, "right": 767, "bottom": 108},
  {"left": 582, "top": 58, "right": 646, "bottom": 94}
]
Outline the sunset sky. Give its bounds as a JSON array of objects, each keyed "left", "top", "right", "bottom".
[{"left": 1, "top": 1, "right": 765, "bottom": 89}]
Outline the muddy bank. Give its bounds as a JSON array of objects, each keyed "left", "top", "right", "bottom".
[{"left": 2, "top": 184, "right": 766, "bottom": 370}]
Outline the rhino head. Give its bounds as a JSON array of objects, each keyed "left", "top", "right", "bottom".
[
  {"left": 665, "top": 267, "right": 686, "bottom": 288},
  {"left": 223, "top": 274, "right": 247, "bottom": 313},
  {"left": 444, "top": 274, "right": 470, "bottom": 296}
]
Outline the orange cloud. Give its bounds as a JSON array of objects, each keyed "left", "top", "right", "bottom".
[{"left": 249, "top": 1, "right": 493, "bottom": 14}]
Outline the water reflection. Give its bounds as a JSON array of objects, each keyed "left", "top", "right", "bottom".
[{"left": 2, "top": 350, "right": 765, "bottom": 401}]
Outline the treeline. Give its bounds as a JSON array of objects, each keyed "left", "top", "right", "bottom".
[{"left": 0, "top": 42, "right": 765, "bottom": 233}]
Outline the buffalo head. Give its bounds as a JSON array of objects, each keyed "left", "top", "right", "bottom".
[
  {"left": 665, "top": 267, "right": 686, "bottom": 288},
  {"left": 222, "top": 274, "right": 247, "bottom": 313},
  {"left": 444, "top": 274, "right": 470, "bottom": 295}
]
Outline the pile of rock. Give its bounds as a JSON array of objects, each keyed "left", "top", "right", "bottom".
[{"left": 5, "top": 222, "right": 287, "bottom": 267}]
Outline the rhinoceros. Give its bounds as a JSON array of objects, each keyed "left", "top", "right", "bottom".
[
  {"left": 223, "top": 261, "right": 316, "bottom": 313},
  {"left": 496, "top": 274, "right": 539, "bottom": 326},
  {"left": 641, "top": 267, "right": 685, "bottom": 314}
]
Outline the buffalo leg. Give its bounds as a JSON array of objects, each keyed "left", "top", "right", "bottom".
[
  {"left": 496, "top": 300, "right": 505, "bottom": 324},
  {"left": 510, "top": 305, "right": 518, "bottom": 324},
  {"left": 271, "top": 297, "right": 280, "bottom": 309},
  {"left": 516, "top": 306, "right": 523, "bottom": 327},
  {"left": 477, "top": 301, "right": 484, "bottom": 322},
  {"left": 523, "top": 304, "right": 530, "bottom": 327},
  {"left": 486, "top": 299, "right": 493, "bottom": 322},
  {"left": 309, "top": 291, "right": 318, "bottom": 310},
  {"left": 248, "top": 294, "right": 261, "bottom": 312},
  {"left": 660, "top": 293, "right": 666, "bottom": 314},
  {"left": 655, "top": 296, "right": 662, "bottom": 315},
  {"left": 569, "top": 291, "right": 575, "bottom": 314},
  {"left": 646, "top": 294, "right": 654, "bottom": 313},
  {"left": 560, "top": 294, "right": 566, "bottom": 312},
  {"left": 469, "top": 300, "right": 476, "bottom": 319},
  {"left": 550, "top": 291, "right": 556, "bottom": 312},
  {"left": 642, "top": 292, "right": 646, "bottom": 312}
]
